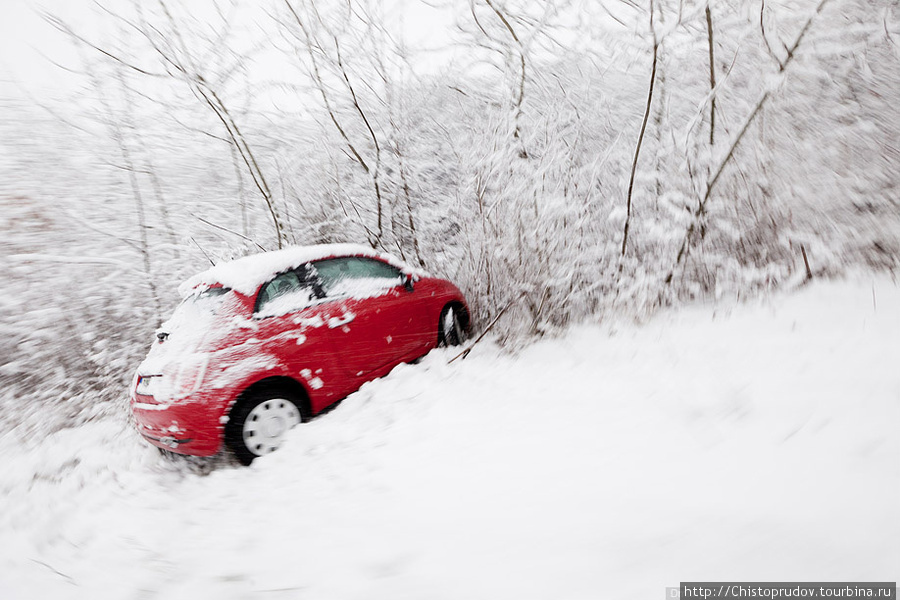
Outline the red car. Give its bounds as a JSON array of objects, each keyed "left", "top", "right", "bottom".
[{"left": 130, "top": 244, "right": 469, "bottom": 464}]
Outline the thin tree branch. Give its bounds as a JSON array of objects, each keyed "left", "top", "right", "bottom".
[
  {"left": 192, "top": 214, "right": 269, "bottom": 252},
  {"left": 484, "top": 0, "right": 528, "bottom": 157},
  {"left": 621, "top": 0, "right": 658, "bottom": 257},
  {"left": 706, "top": 4, "right": 717, "bottom": 146}
]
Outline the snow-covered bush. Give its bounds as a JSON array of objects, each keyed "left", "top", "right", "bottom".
[{"left": 2, "top": 0, "right": 898, "bottom": 439}]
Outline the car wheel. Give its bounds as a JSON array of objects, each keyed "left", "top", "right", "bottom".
[
  {"left": 438, "top": 304, "right": 466, "bottom": 347},
  {"left": 157, "top": 447, "right": 177, "bottom": 460},
  {"left": 225, "top": 391, "right": 303, "bottom": 465}
]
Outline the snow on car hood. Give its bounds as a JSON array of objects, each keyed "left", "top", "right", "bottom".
[{"left": 178, "top": 243, "right": 427, "bottom": 297}]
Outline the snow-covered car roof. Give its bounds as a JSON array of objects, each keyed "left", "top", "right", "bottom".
[{"left": 179, "top": 243, "right": 425, "bottom": 297}]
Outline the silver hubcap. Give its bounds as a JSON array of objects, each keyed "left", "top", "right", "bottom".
[{"left": 242, "top": 398, "right": 301, "bottom": 456}]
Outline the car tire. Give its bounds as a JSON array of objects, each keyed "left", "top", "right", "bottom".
[
  {"left": 157, "top": 447, "right": 177, "bottom": 460},
  {"left": 225, "top": 390, "right": 304, "bottom": 466},
  {"left": 438, "top": 304, "right": 466, "bottom": 347}
]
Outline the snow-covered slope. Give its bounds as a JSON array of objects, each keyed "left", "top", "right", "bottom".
[{"left": 0, "top": 276, "right": 897, "bottom": 600}]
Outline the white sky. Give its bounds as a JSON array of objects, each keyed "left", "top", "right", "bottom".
[
  {"left": 0, "top": 0, "right": 458, "bottom": 102},
  {"left": 0, "top": 0, "right": 101, "bottom": 99}
]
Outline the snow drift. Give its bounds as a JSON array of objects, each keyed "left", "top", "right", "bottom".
[{"left": 0, "top": 276, "right": 896, "bottom": 599}]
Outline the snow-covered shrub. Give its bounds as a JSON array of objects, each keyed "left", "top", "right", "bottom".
[{"left": 2, "top": 0, "right": 898, "bottom": 440}]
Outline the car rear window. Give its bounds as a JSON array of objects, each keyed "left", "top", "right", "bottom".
[
  {"left": 182, "top": 286, "right": 231, "bottom": 313},
  {"left": 157, "top": 286, "right": 232, "bottom": 348},
  {"left": 256, "top": 270, "right": 317, "bottom": 317}
]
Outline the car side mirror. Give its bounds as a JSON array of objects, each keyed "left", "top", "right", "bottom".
[{"left": 403, "top": 273, "right": 415, "bottom": 292}]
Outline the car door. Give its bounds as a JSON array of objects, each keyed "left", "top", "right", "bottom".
[
  {"left": 251, "top": 268, "right": 349, "bottom": 398},
  {"left": 311, "top": 257, "right": 430, "bottom": 379}
]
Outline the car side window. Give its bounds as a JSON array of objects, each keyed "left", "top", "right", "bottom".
[
  {"left": 312, "top": 257, "right": 403, "bottom": 298},
  {"left": 256, "top": 270, "right": 316, "bottom": 317}
]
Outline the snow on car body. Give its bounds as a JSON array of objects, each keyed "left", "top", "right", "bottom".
[{"left": 130, "top": 243, "right": 469, "bottom": 464}]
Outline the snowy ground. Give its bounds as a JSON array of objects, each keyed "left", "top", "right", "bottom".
[{"left": 0, "top": 276, "right": 897, "bottom": 600}]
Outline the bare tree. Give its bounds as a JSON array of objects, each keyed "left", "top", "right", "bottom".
[
  {"left": 135, "top": 0, "right": 289, "bottom": 249},
  {"left": 664, "top": 0, "right": 831, "bottom": 286},
  {"left": 621, "top": 0, "right": 660, "bottom": 258},
  {"left": 280, "top": 0, "right": 387, "bottom": 249},
  {"left": 706, "top": 4, "right": 717, "bottom": 146},
  {"left": 482, "top": 0, "right": 529, "bottom": 158}
]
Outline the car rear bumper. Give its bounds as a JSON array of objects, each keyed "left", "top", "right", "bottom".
[{"left": 131, "top": 394, "right": 223, "bottom": 456}]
